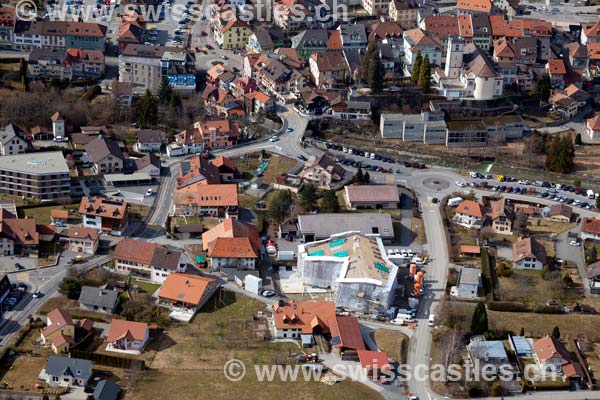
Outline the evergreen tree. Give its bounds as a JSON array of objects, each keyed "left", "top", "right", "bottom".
[
  {"left": 299, "top": 184, "right": 318, "bottom": 211},
  {"left": 519, "top": 327, "right": 525, "bottom": 336},
  {"left": 268, "top": 190, "right": 293, "bottom": 223},
  {"left": 590, "top": 245, "right": 598, "bottom": 263},
  {"left": 551, "top": 326, "right": 560, "bottom": 339},
  {"left": 533, "top": 74, "right": 552, "bottom": 104},
  {"left": 320, "top": 190, "right": 341, "bottom": 213},
  {"left": 418, "top": 55, "right": 431, "bottom": 93},
  {"left": 367, "top": 51, "right": 385, "bottom": 94},
  {"left": 470, "top": 301, "right": 488, "bottom": 335},
  {"left": 135, "top": 90, "right": 159, "bottom": 128},
  {"left": 513, "top": 211, "right": 529, "bottom": 237},
  {"left": 158, "top": 76, "right": 173, "bottom": 106},
  {"left": 354, "top": 166, "right": 364, "bottom": 184},
  {"left": 363, "top": 171, "right": 370, "bottom": 184},
  {"left": 362, "top": 42, "right": 377, "bottom": 82},
  {"left": 411, "top": 53, "right": 422, "bottom": 85},
  {"left": 545, "top": 136, "right": 575, "bottom": 174}
]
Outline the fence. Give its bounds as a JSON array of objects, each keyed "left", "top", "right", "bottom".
[{"left": 70, "top": 350, "right": 145, "bottom": 370}]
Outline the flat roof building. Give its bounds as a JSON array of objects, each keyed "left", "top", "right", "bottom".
[{"left": 0, "top": 151, "right": 70, "bottom": 201}]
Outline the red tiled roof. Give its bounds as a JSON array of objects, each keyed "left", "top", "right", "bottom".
[
  {"left": 456, "top": 0, "right": 492, "bottom": 13},
  {"left": 533, "top": 335, "right": 571, "bottom": 364},
  {"left": 272, "top": 301, "right": 335, "bottom": 334},
  {"left": 113, "top": 238, "right": 159, "bottom": 265},
  {"left": 547, "top": 59, "right": 566, "bottom": 75},
  {"left": 513, "top": 237, "right": 547, "bottom": 264},
  {"left": 329, "top": 316, "right": 366, "bottom": 351},
  {"left": 106, "top": 319, "right": 148, "bottom": 342},
  {"left": 42, "top": 308, "right": 73, "bottom": 337},
  {"left": 582, "top": 217, "right": 600, "bottom": 234},
  {"left": 158, "top": 273, "right": 217, "bottom": 306},
  {"left": 455, "top": 200, "right": 485, "bottom": 218},
  {"left": 51, "top": 209, "right": 69, "bottom": 219},
  {"left": 357, "top": 350, "right": 391, "bottom": 370}
]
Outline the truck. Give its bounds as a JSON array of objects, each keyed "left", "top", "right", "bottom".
[
  {"left": 277, "top": 251, "right": 295, "bottom": 261},
  {"left": 447, "top": 197, "right": 463, "bottom": 207},
  {"left": 587, "top": 189, "right": 596, "bottom": 199}
]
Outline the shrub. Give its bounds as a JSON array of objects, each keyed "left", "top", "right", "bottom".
[
  {"left": 487, "top": 301, "right": 530, "bottom": 312},
  {"left": 533, "top": 305, "right": 564, "bottom": 314}
]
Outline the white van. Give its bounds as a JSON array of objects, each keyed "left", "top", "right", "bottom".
[
  {"left": 428, "top": 313, "right": 435, "bottom": 327},
  {"left": 396, "top": 312, "right": 414, "bottom": 320},
  {"left": 370, "top": 153, "right": 375, "bottom": 160}
]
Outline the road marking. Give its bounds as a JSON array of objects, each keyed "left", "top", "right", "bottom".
[{"left": 147, "top": 224, "right": 161, "bottom": 231}]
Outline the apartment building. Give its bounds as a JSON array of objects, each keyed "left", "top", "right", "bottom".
[
  {"left": 27, "top": 48, "right": 105, "bottom": 80},
  {"left": 118, "top": 44, "right": 196, "bottom": 92},
  {"left": 0, "top": 152, "right": 70, "bottom": 201},
  {"left": 388, "top": 0, "right": 418, "bottom": 29},
  {"left": 0, "top": 124, "right": 28, "bottom": 156}
]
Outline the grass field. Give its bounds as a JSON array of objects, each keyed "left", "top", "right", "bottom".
[
  {"left": 372, "top": 329, "right": 408, "bottom": 363},
  {"left": 127, "top": 290, "right": 382, "bottom": 399},
  {"left": 0, "top": 356, "right": 46, "bottom": 392},
  {"left": 129, "top": 277, "right": 161, "bottom": 295},
  {"left": 20, "top": 204, "right": 80, "bottom": 224},
  {"left": 234, "top": 153, "right": 299, "bottom": 185}
]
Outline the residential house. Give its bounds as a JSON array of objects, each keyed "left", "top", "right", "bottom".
[
  {"left": 548, "top": 204, "right": 572, "bottom": 223},
  {"left": 133, "top": 129, "right": 165, "bottom": 153},
  {"left": 116, "top": 21, "right": 144, "bottom": 51},
  {"left": 338, "top": 24, "right": 368, "bottom": 49},
  {"left": 214, "top": 18, "right": 252, "bottom": 50},
  {"left": 563, "top": 42, "right": 588, "bottom": 71},
  {"left": 85, "top": 136, "right": 124, "bottom": 175},
  {"left": 546, "top": 59, "right": 567, "bottom": 90},
  {"left": 588, "top": 262, "right": 600, "bottom": 294},
  {"left": 194, "top": 120, "right": 239, "bottom": 149},
  {"left": 79, "top": 197, "right": 128, "bottom": 236},
  {"left": 78, "top": 286, "right": 120, "bottom": 314},
  {"left": 208, "top": 237, "right": 259, "bottom": 271},
  {"left": 585, "top": 115, "right": 600, "bottom": 142},
  {"left": 291, "top": 29, "right": 333, "bottom": 59},
  {"left": 403, "top": 28, "right": 443, "bottom": 70},
  {"left": 211, "top": 156, "right": 241, "bottom": 182},
  {"left": 299, "top": 154, "right": 347, "bottom": 189},
  {"left": 534, "top": 335, "right": 574, "bottom": 374},
  {"left": 134, "top": 154, "right": 161, "bottom": 177},
  {"left": 491, "top": 197, "right": 514, "bottom": 235},
  {"left": 0, "top": 7, "right": 15, "bottom": 47},
  {"left": 112, "top": 238, "right": 187, "bottom": 283},
  {"left": 549, "top": 90, "right": 579, "bottom": 119},
  {"left": 297, "top": 213, "right": 394, "bottom": 243},
  {"left": 309, "top": 51, "right": 349, "bottom": 87},
  {"left": 0, "top": 124, "right": 27, "bottom": 156},
  {"left": 67, "top": 226, "right": 99, "bottom": 255},
  {"left": 43, "top": 356, "right": 92, "bottom": 387},
  {"left": 453, "top": 266, "right": 481, "bottom": 298},
  {"left": 65, "top": 22, "right": 106, "bottom": 50},
  {"left": 344, "top": 185, "right": 399, "bottom": 210},
  {"left": 513, "top": 237, "right": 546, "bottom": 270},
  {"left": 93, "top": 380, "right": 121, "bottom": 400},
  {"left": 368, "top": 21, "right": 404, "bottom": 42},
  {"left": 513, "top": 37, "right": 537, "bottom": 65},
  {"left": 118, "top": 44, "right": 196, "bottom": 92},
  {"left": 454, "top": 200, "right": 486, "bottom": 229},
  {"left": 40, "top": 308, "right": 75, "bottom": 354},
  {"left": 0, "top": 209, "right": 39, "bottom": 256},
  {"left": 492, "top": 37, "right": 515, "bottom": 63},
  {"left": 243, "top": 91, "right": 276, "bottom": 114},
  {"left": 271, "top": 301, "right": 336, "bottom": 344},
  {"left": 111, "top": 80, "right": 134, "bottom": 108},
  {"left": 105, "top": 319, "right": 149, "bottom": 354},
  {"left": 456, "top": 0, "right": 492, "bottom": 14},
  {"left": 50, "top": 210, "right": 69, "bottom": 227},
  {"left": 468, "top": 340, "right": 509, "bottom": 365},
  {"left": 581, "top": 21, "right": 600, "bottom": 45},
  {"left": 202, "top": 218, "right": 261, "bottom": 253},
  {"left": 172, "top": 183, "right": 239, "bottom": 218},
  {"left": 471, "top": 14, "right": 492, "bottom": 50},
  {"left": 158, "top": 273, "right": 219, "bottom": 322},
  {"left": 581, "top": 217, "right": 600, "bottom": 241},
  {"left": 388, "top": 0, "right": 417, "bottom": 29}
]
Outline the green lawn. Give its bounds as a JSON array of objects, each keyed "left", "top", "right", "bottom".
[
  {"left": 130, "top": 278, "right": 161, "bottom": 295},
  {"left": 21, "top": 204, "right": 79, "bottom": 224}
]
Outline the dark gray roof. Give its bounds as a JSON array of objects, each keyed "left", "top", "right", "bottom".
[
  {"left": 339, "top": 24, "right": 367, "bottom": 47},
  {"left": 46, "top": 356, "right": 92, "bottom": 382},
  {"left": 78, "top": 286, "right": 120, "bottom": 309},
  {"left": 151, "top": 246, "right": 183, "bottom": 271},
  {"left": 136, "top": 129, "right": 164, "bottom": 144},
  {"left": 0, "top": 124, "right": 25, "bottom": 146},
  {"left": 253, "top": 29, "right": 274, "bottom": 49},
  {"left": 94, "top": 379, "right": 120, "bottom": 400},
  {"left": 292, "top": 29, "right": 329, "bottom": 50},
  {"left": 298, "top": 213, "right": 394, "bottom": 239},
  {"left": 471, "top": 14, "right": 491, "bottom": 35},
  {"left": 28, "top": 48, "right": 66, "bottom": 63},
  {"left": 85, "top": 136, "right": 124, "bottom": 163},
  {"left": 135, "top": 154, "right": 160, "bottom": 171},
  {"left": 343, "top": 49, "right": 364, "bottom": 72},
  {"left": 175, "top": 223, "right": 204, "bottom": 233}
]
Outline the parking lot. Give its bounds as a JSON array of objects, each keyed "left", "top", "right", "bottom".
[
  {"left": 83, "top": 179, "right": 159, "bottom": 206},
  {"left": 0, "top": 256, "right": 38, "bottom": 274}
]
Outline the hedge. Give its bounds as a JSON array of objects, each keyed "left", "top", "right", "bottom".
[
  {"left": 70, "top": 349, "right": 145, "bottom": 369},
  {"left": 487, "top": 301, "right": 530, "bottom": 312},
  {"left": 533, "top": 305, "right": 564, "bottom": 314}
]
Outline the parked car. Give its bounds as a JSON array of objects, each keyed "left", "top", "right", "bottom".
[
  {"left": 569, "top": 240, "right": 581, "bottom": 247},
  {"left": 297, "top": 154, "right": 307, "bottom": 161},
  {"left": 261, "top": 290, "right": 277, "bottom": 297}
]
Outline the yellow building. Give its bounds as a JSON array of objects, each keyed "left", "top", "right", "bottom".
[{"left": 215, "top": 19, "right": 253, "bottom": 50}]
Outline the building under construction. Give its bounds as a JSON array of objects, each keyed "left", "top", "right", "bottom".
[{"left": 297, "top": 231, "right": 399, "bottom": 314}]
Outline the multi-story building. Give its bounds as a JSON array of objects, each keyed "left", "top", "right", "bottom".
[
  {"left": 309, "top": 51, "right": 349, "bottom": 87},
  {"left": 379, "top": 112, "right": 447, "bottom": 144},
  {"left": 491, "top": 197, "right": 514, "bottom": 235},
  {"left": 65, "top": 22, "right": 106, "bottom": 50},
  {"left": 0, "top": 7, "right": 15, "bottom": 47},
  {"left": 446, "top": 120, "right": 487, "bottom": 147},
  {"left": 85, "top": 135, "right": 124, "bottom": 175},
  {"left": 0, "top": 209, "right": 39, "bottom": 256},
  {"left": 513, "top": 237, "right": 546, "bottom": 270},
  {"left": 79, "top": 196, "right": 128, "bottom": 236},
  {"left": 193, "top": 120, "right": 239, "bottom": 149},
  {"left": 0, "top": 151, "right": 70, "bottom": 201},
  {"left": 67, "top": 226, "right": 99, "bottom": 255},
  {"left": 27, "top": 48, "right": 105, "bottom": 80},
  {"left": 118, "top": 44, "right": 196, "bottom": 92},
  {"left": 388, "top": 0, "right": 418, "bottom": 29},
  {"left": 214, "top": 18, "right": 252, "bottom": 50},
  {"left": 403, "top": 28, "right": 443, "bottom": 70},
  {"left": 0, "top": 124, "right": 27, "bottom": 156}
]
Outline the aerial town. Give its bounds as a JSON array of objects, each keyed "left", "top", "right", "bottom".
[{"left": 0, "top": 0, "right": 599, "bottom": 397}]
